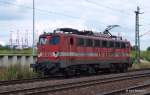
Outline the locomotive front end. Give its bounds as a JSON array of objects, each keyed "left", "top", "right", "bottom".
[{"left": 31, "top": 33, "right": 61, "bottom": 75}]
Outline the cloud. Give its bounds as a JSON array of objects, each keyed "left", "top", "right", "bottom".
[
  {"left": 0, "top": 41, "right": 6, "bottom": 46},
  {"left": 0, "top": 0, "right": 32, "bottom": 20},
  {"left": 0, "top": 0, "right": 150, "bottom": 50}
]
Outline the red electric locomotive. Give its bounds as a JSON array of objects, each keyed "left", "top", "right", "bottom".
[{"left": 31, "top": 27, "right": 132, "bottom": 76}]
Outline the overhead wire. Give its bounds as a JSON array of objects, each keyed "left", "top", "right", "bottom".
[
  {"left": 0, "top": 0, "right": 111, "bottom": 27},
  {"left": 85, "top": 0, "right": 134, "bottom": 31},
  {"left": 140, "top": 30, "right": 150, "bottom": 37},
  {"left": 0, "top": 1, "right": 80, "bottom": 19},
  {"left": 0, "top": 0, "right": 136, "bottom": 32},
  {"left": 85, "top": 0, "right": 132, "bottom": 16}
]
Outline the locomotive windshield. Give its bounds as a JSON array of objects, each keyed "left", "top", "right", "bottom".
[
  {"left": 49, "top": 36, "right": 60, "bottom": 45},
  {"left": 39, "top": 36, "right": 60, "bottom": 45},
  {"left": 39, "top": 37, "right": 47, "bottom": 45}
]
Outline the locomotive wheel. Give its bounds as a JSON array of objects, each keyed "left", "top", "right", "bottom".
[
  {"left": 103, "top": 69, "right": 111, "bottom": 73},
  {"left": 87, "top": 67, "right": 95, "bottom": 75},
  {"left": 62, "top": 68, "right": 75, "bottom": 77},
  {"left": 36, "top": 70, "right": 46, "bottom": 77},
  {"left": 119, "top": 64, "right": 128, "bottom": 73},
  {"left": 94, "top": 68, "right": 100, "bottom": 74}
]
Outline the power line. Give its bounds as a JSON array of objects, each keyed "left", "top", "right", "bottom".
[
  {"left": 140, "top": 30, "right": 150, "bottom": 37},
  {"left": 0, "top": 0, "right": 133, "bottom": 32},
  {"left": 85, "top": 0, "right": 135, "bottom": 34},
  {"left": 0, "top": 1, "right": 111, "bottom": 27},
  {"left": 36, "top": 8, "right": 80, "bottom": 19},
  {"left": 0, "top": 1, "right": 80, "bottom": 19},
  {"left": 85, "top": 0, "right": 132, "bottom": 16}
]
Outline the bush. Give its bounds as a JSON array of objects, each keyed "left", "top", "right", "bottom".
[{"left": 130, "top": 60, "right": 150, "bottom": 70}]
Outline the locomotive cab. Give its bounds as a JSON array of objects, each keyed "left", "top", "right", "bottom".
[
  {"left": 37, "top": 35, "right": 60, "bottom": 59},
  {"left": 31, "top": 33, "right": 62, "bottom": 75}
]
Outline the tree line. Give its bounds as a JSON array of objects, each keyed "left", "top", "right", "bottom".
[{"left": 132, "top": 45, "right": 150, "bottom": 51}]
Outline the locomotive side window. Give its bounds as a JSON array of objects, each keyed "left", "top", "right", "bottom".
[
  {"left": 77, "top": 38, "right": 84, "bottom": 46},
  {"left": 115, "top": 42, "right": 120, "bottom": 48},
  {"left": 94, "top": 39, "right": 100, "bottom": 47},
  {"left": 49, "top": 36, "right": 60, "bottom": 45},
  {"left": 102, "top": 40, "right": 107, "bottom": 47},
  {"left": 109, "top": 41, "right": 114, "bottom": 48},
  {"left": 121, "top": 43, "right": 125, "bottom": 48},
  {"left": 86, "top": 39, "right": 93, "bottom": 47}
]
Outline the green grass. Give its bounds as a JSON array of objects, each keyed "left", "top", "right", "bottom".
[
  {"left": 0, "top": 48, "right": 36, "bottom": 54},
  {"left": 0, "top": 64, "right": 37, "bottom": 81},
  {"left": 140, "top": 51, "right": 150, "bottom": 61},
  {"left": 130, "top": 51, "right": 150, "bottom": 70},
  {"left": 131, "top": 51, "right": 150, "bottom": 63}
]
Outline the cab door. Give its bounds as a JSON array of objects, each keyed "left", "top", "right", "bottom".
[{"left": 68, "top": 36, "right": 75, "bottom": 64}]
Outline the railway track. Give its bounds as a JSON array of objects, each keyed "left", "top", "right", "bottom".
[
  {"left": 103, "top": 82, "right": 150, "bottom": 95},
  {"left": 0, "top": 68, "right": 148, "bottom": 86},
  {"left": 0, "top": 69, "right": 150, "bottom": 95},
  {"left": 0, "top": 77, "right": 48, "bottom": 86},
  {"left": 0, "top": 75, "right": 65, "bottom": 86}
]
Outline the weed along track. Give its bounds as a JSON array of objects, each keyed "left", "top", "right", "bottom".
[{"left": 0, "top": 69, "right": 150, "bottom": 95}]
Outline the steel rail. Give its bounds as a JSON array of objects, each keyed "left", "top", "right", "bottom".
[
  {"left": 0, "top": 68, "right": 149, "bottom": 86},
  {"left": 0, "top": 76, "right": 63, "bottom": 86},
  {"left": 1, "top": 70, "right": 150, "bottom": 95},
  {"left": 103, "top": 82, "right": 150, "bottom": 95}
]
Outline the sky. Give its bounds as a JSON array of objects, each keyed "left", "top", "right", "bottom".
[{"left": 0, "top": 0, "right": 150, "bottom": 50}]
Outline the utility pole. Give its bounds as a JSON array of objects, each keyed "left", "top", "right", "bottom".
[
  {"left": 135, "top": 6, "right": 143, "bottom": 63},
  {"left": 32, "top": 0, "right": 35, "bottom": 55}
]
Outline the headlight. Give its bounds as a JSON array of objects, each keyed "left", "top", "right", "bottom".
[
  {"left": 38, "top": 52, "right": 42, "bottom": 57},
  {"left": 53, "top": 52, "right": 59, "bottom": 57}
]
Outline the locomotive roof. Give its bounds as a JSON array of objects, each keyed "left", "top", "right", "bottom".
[
  {"left": 40, "top": 28, "right": 129, "bottom": 43},
  {"left": 67, "top": 33, "right": 128, "bottom": 43}
]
